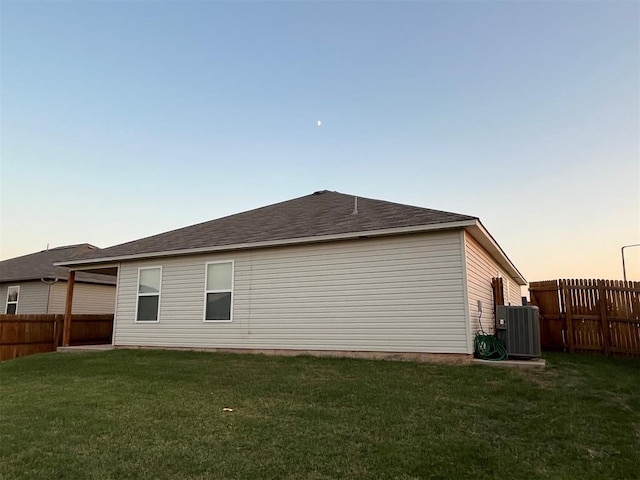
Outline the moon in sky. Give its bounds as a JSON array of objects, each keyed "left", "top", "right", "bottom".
[{"left": 317, "top": 120, "right": 322, "bottom": 127}]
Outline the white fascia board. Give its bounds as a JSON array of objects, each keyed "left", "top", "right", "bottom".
[
  {"left": 67, "top": 263, "right": 120, "bottom": 273},
  {"left": 464, "top": 222, "right": 527, "bottom": 286},
  {"left": 55, "top": 220, "right": 478, "bottom": 268}
]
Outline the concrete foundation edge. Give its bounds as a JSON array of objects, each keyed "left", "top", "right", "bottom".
[{"left": 116, "top": 345, "right": 473, "bottom": 364}]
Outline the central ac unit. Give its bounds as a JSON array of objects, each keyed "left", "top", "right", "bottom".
[{"left": 495, "top": 306, "right": 541, "bottom": 359}]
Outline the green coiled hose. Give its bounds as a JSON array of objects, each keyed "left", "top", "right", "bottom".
[
  {"left": 474, "top": 332, "right": 507, "bottom": 361},
  {"left": 474, "top": 310, "right": 507, "bottom": 361}
]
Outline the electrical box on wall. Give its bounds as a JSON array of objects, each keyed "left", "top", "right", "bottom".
[{"left": 495, "top": 306, "right": 541, "bottom": 358}]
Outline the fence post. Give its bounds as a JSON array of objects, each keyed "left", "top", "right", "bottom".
[
  {"left": 597, "top": 280, "right": 611, "bottom": 356},
  {"left": 62, "top": 271, "right": 76, "bottom": 347},
  {"left": 492, "top": 277, "right": 504, "bottom": 328},
  {"left": 53, "top": 314, "right": 63, "bottom": 349},
  {"left": 52, "top": 315, "right": 58, "bottom": 350},
  {"left": 561, "top": 280, "right": 575, "bottom": 353}
]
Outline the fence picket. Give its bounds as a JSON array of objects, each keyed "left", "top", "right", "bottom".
[
  {"left": 0, "top": 314, "right": 114, "bottom": 361},
  {"left": 530, "top": 279, "right": 640, "bottom": 358},
  {"left": 598, "top": 281, "right": 610, "bottom": 356}
]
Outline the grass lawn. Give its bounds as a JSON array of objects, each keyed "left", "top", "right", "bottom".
[{"left": 1, "top": 350, "right": 638, "bottom": 480}]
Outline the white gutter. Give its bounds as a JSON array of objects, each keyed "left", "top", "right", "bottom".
[
  {"left": 55, "top": 220, "right": 478, "bottom": 267},
  {"left": 54, "top": 218, "right": 526, "bottom": 285},
  {"left": 465, "top": 221, "right": 527, "bottom": 285}
]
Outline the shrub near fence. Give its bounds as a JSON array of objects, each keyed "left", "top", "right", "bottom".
[
  {"left": 529, "top": 279, "right": 640, "bottom": 357},
  {"left": 0, "top": 314, "right": 114, "bottom": 361}
]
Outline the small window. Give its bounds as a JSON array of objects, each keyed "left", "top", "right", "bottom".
[
  {"left": 5, "top": 286, "right": 19, "bottom": 314},
  {"left": 136, "top": 267, "right": 161, "bottom": 322},
  {"left": 204, "top": 261, "right": 233, "bottom": 322}
]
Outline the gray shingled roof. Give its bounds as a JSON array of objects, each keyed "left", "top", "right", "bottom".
[
  {"left": 0, "top": 244, "right": 117, "bottom": 284},
  {"left": 68, "top": 191, "right": 476, "bottom": 261}
]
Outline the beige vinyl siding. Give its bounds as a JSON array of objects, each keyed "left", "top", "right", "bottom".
[
  {"left": 114, "top": 231, "right": 469, "bottom": 354},
  {"left": 463, "top": 232, "right": 522, "bottom": 345},
  {"left": 48, "top": 282, "right": 116, "bottom": 314},
  {"left": 504, "top": 273, "right": 523, "bottom": 306},
  {"left": 0, "top": 281, "right": 50, "bottom": 314}
]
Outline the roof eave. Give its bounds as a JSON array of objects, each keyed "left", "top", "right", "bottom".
[
  {"left": 56, "top": 220, "right": 479, "bottom": 267},
  {"left": 0, "top": 276, "right": 116, "bottom": 285},
  {"left": 464, "top": 221, "right": 527, "bottom": 286}
]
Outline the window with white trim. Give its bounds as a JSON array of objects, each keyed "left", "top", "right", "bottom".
[
  {"left": 5, "top": 286, "right": 19, "bottom": 314},
  {"left": 204, "top": 261, "right": 233, "bottom": 322},
  {"left": 136, "top": 267, "right": 161, "bottom": 322}
]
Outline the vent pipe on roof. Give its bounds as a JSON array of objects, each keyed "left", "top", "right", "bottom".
[{"left": 352, "top": 196, "right": 358, "bottom": 215}]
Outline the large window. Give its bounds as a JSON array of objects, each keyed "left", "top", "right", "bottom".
[
  {"left": 5, "top": 286, "right": 19, "bottom": 314},
  {"left": 136, "top": 267, "right": 161, "bottom": 322},
  {"left": 204, "top": 261, "right": 233, "bottom": 322}
]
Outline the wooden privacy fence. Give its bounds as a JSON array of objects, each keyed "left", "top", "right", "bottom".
[
  {"left": 529, "top": 279, "right": 640, "bottom": 357},
  {"left": 0, "top": 314, "right": 114, "bottom": 361}
]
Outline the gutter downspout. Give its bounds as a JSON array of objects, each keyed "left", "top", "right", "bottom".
[{"left": 40, "top": 277, "right": 59, "bottom": 314}]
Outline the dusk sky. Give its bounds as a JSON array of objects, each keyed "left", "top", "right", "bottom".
[{"left": 1, "top": 1, "right": 638, "bottom": 283}]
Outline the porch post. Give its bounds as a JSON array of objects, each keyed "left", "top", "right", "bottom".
[{"left": 62, "top": 271, "right": 76, "bottom": 347}]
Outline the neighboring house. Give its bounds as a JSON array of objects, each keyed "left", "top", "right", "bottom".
[
  {"left": 0, "top": 244, "right": 116, "bottom": 315},
  {"left": 57, "top": 191, "right": 526, "bottom": 360}
]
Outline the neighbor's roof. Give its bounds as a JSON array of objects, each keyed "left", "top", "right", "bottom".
[
  {"left": 55, "top": 190, "right": 526, "bottom": 284},
  {"left": 0, "top": 244, "right": 117, "bottom": 285},
  {"left": 60, "top": 191, "right": 476, "bottom": 260}
]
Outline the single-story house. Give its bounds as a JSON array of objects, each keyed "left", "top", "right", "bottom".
[
  {"left": 0, "top": 244, "right": 116, "bottom": 315},
  {"left": 56, "top": 191, "right": 526, "bottom": 361}
]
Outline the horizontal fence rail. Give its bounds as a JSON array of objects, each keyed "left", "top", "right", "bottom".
[
  {"left": 0, "top": 314, "right": 114, "bottom": 361},
  {"left": 529, "top": 279, "right": 640, "bottom": 358}
]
